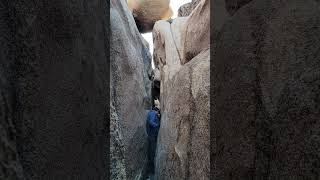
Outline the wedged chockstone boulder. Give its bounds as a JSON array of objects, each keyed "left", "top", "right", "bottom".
[
  {"left": 214, "top": 0, "right": 320, "bottom": 179},
  {"left": 0, "top": 0, "right": 108, "bottom": 179},
  {"left": 127, "top": 0, "right": 173, "bottom": 33},
  {"left": 111, "top": 0, "right": 152, "bottom": 179}
]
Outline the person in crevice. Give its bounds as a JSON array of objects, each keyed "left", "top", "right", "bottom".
[{"left": 146, "top": 106, "right": 161, "bottom": 174}]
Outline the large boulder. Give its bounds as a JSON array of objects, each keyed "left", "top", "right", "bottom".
[
  {"left": 181, "top": 0, "right": 210, "bottom": 64},
  {"left": 111, "top": 0, "right": 152, "bottom": 179},
  {"left": 127, "top": 0, "right": 173, "bottom": 33},
  {"left": 214, "top": 0, "right": 320, "bottom": 179},
  {"left": 0, "top": 0, "right": 109, "bottom": 179}
]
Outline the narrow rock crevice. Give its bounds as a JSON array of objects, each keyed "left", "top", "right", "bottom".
[{"left": 152, "top": 1, "right": 210, "bottom": 179}]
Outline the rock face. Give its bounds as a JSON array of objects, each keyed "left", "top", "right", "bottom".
[
  {"left": 0, "top": 0, "right": 108, "bottom": 179},
  {"left": 212, "top": 0, "right": 229, "bottom": 40},
  {"left": 214, "top": 0, "right": 320, "bottom": 179},
  {"left": 0, "top": 75, "right": 24, "bottom": 179},
  {"left": 111, "top": 0, "right": 152, "bottom": 179},
  {"left": 153, "top": 0, "right": 210, "bottom": 179},
  {"left": 178, "top": 3, "right": 192, "bottom": 17},
  {"left": 177, "top": 0, "right": 202, "bottom": 18},
  {"left": 181, "top": 0, "right": 210, "bottom": 64},
  {"left": 155, "top": 51, "right": 210, "bottom": 180},
  {"left": 225, "top": 0, "right": 253, "bottom": 15},
  {"left": 191, "top": 0, "right": 202, "bottom": 8},
  {"left": 127, "top": 0, "right": 173, "bottom": 33},
  {"left": 153, "top": 18, "right": 187, "bottom": 86},
  {"left": 110, "top": 102, "right": 127, "bottom": 180},
  {"left": 153, "top": 18, "right": 187, "bottom": 114}
]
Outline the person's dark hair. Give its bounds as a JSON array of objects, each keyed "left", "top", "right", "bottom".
[{"left": 153, "top": 107, "right": 159, "bottom": 111}]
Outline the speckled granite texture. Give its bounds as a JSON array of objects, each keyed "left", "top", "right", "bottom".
[
  {"left": 0, "top": 0, "right": 109, "bottom": 179},
  {"left": 213, "top": 0, "right": 320, "bottom": 179}
]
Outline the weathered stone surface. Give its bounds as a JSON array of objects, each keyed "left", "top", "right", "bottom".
[
  {"left": 127, "top": 0, "right": 173, "bottom": 33},
  {"left": 0, "top": 78, "right": 24, "bottom": 179},
  {"left": 178, "top": 3, "right": 193, "bottom": 17},
  {"left": 153, "top": 10, "right": 209, "bottom": 179},
  {"left": 191, "top": 0, "right": 202, "bottom": 9},
  {"left": 155, "top": 50, "right": 210, "bottom": 180},
  {"left": 181, "top": 0, "right": 210, "bottom": 64},
  {"left": 225, "top": 0, "right": 253, "bottom": 15},
  {"left": 153, "top": 68, "right": 161, "bottom": 82},
  {"left": 153, "top": 18, "right": 187, "bottom": 81},
  {"left": 111, "top": 101, "right": 127, "bottom": 180},
  {"left": 153, "top": 18, "right": 188, "bottom": 115},
  {"left": 111, "top": 0, "right": 152, "bottom": 179},
  {"left": 178, "top": 0, "right": 202, "bottom": 17},
  {"left": 214, "top": 0, "right": 320, "bottom": 179},
  {"left": 212, "top": 0, "right": 229, "bottom": 41},
  {"left": 178, "top": 0, "right": 228, "bottom": 46},
  {"left": 0, "top": 0, "right": 109, "bottom": 179}
]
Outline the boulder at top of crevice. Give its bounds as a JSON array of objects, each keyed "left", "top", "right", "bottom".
[{"left": 127, "top": 0, "right": 173, "bottom": 33}]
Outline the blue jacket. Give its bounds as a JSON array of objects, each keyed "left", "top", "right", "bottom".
[{"left": 146, "top": 110, "right": 160, "bottom": 139}]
